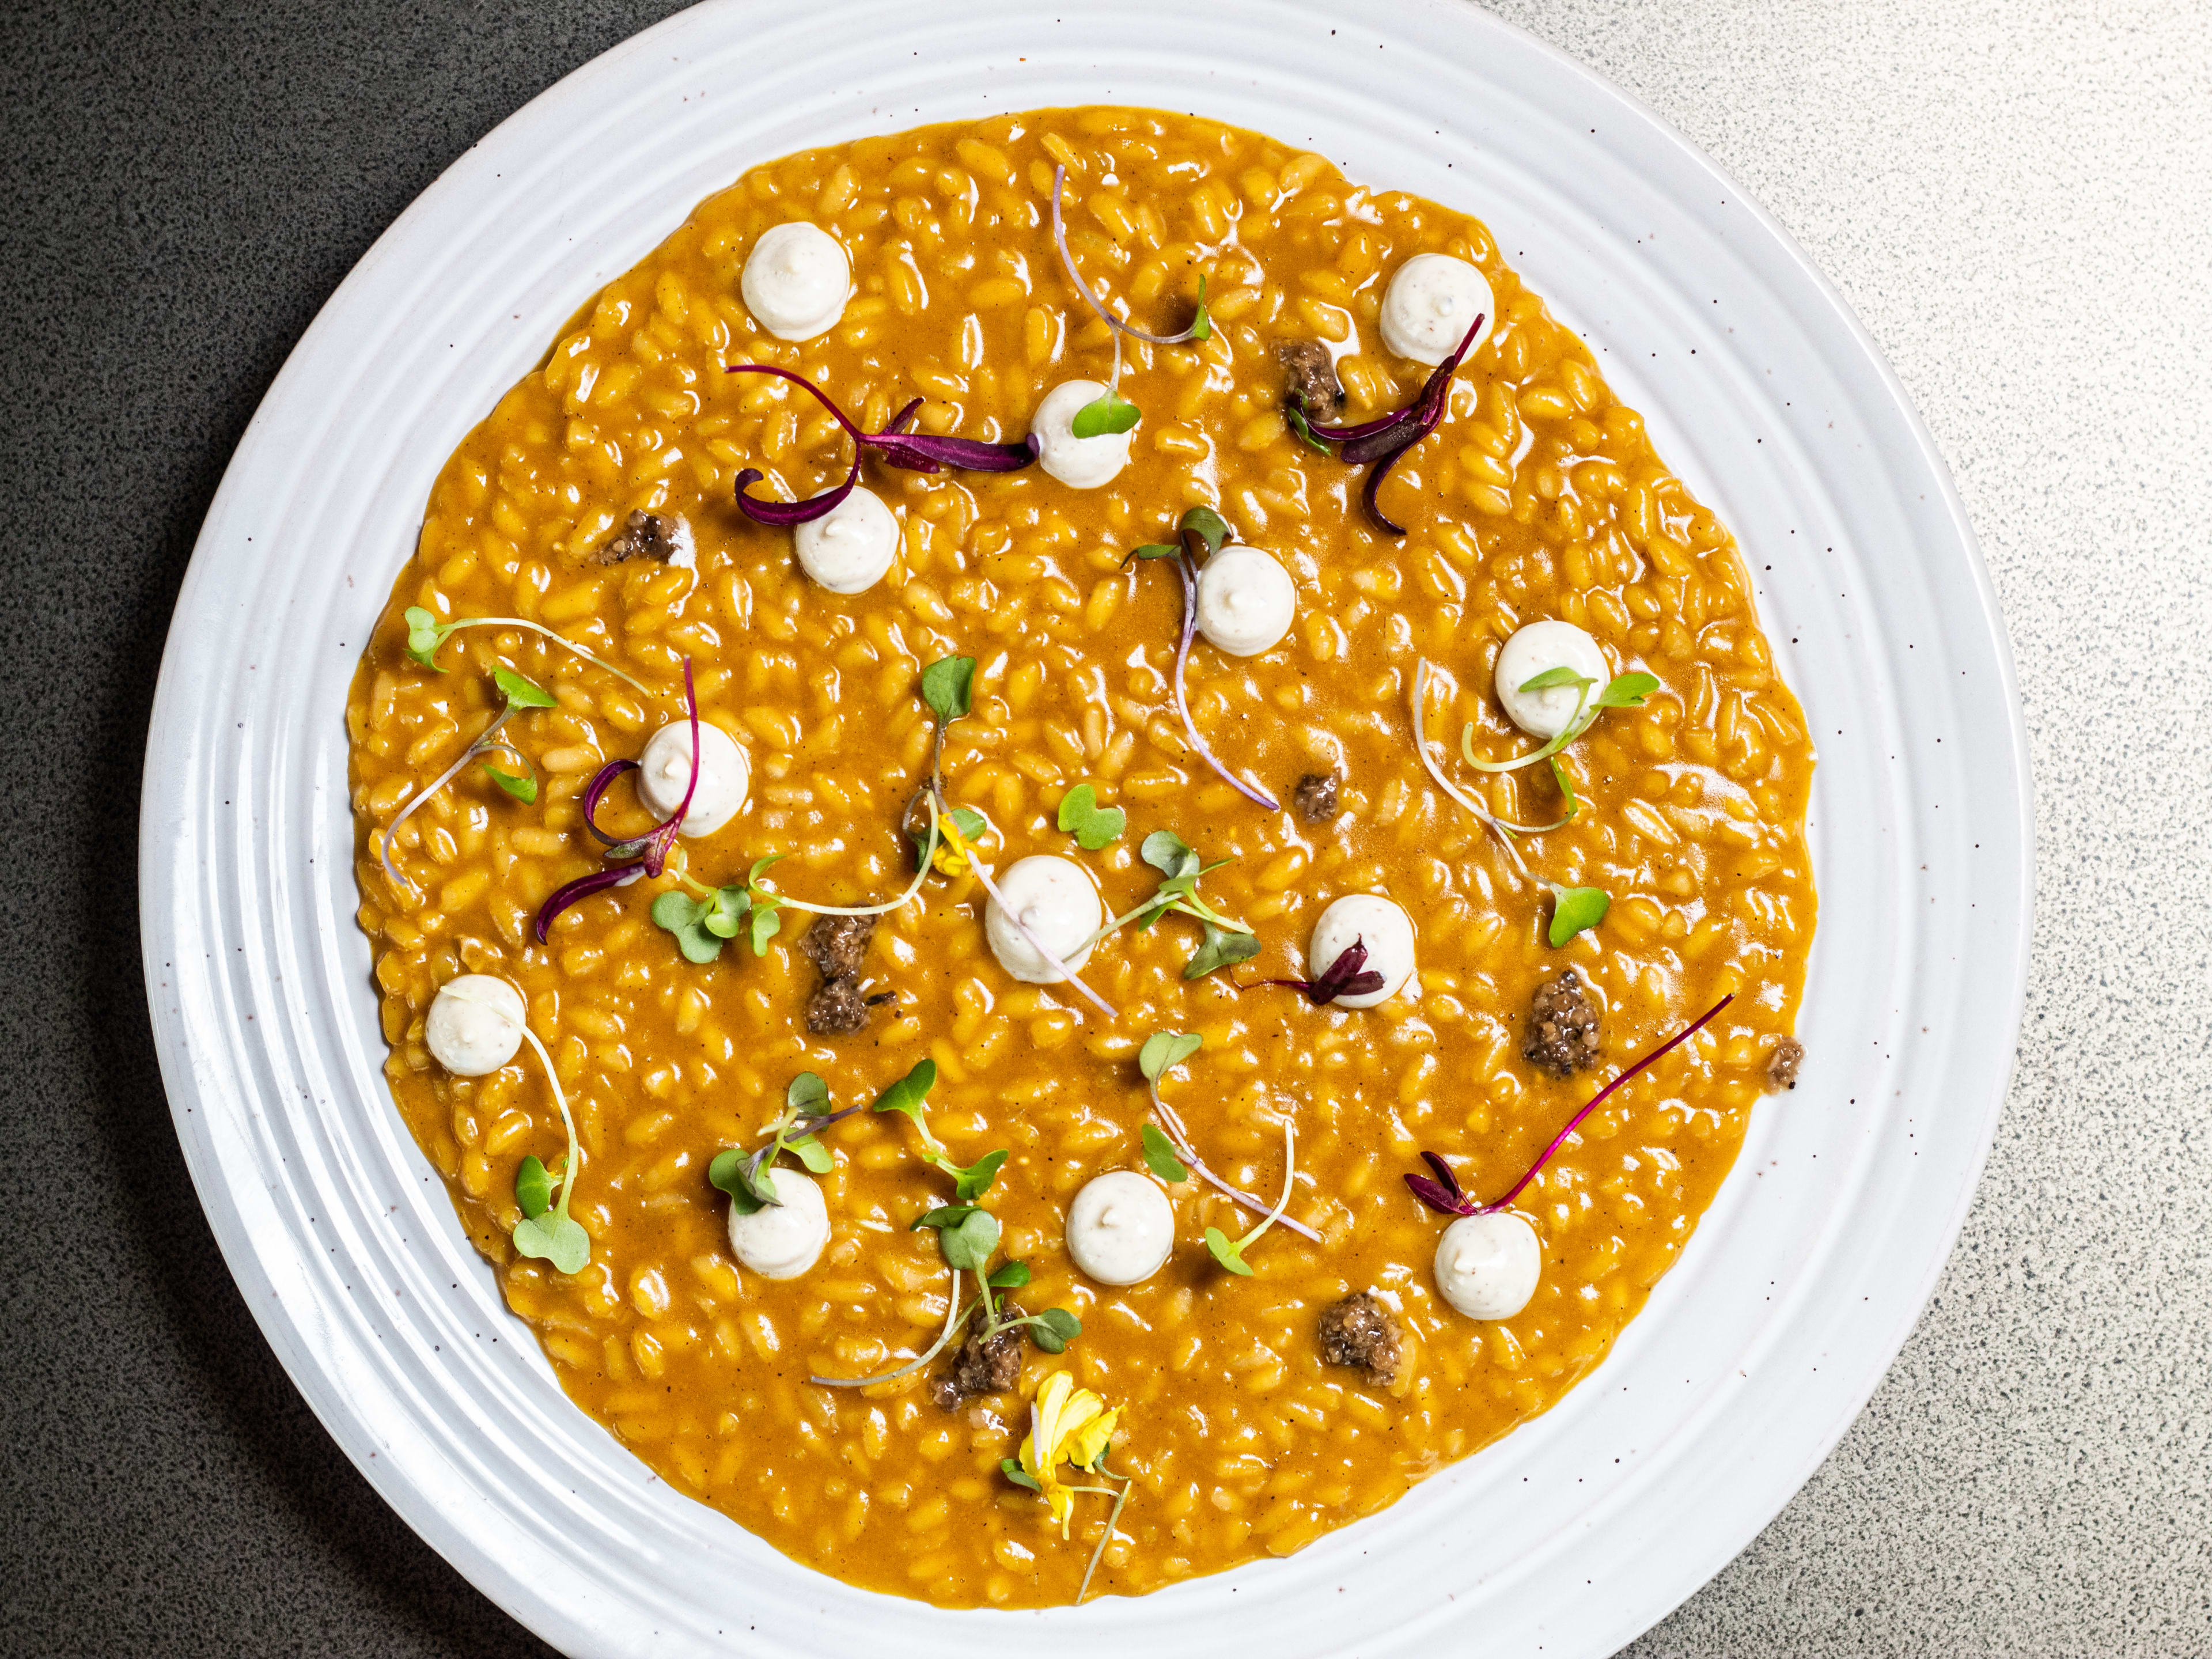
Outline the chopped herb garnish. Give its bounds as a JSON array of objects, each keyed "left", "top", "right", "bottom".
[
  {"left": 402, "top": 605, "right": 653, "bottom": 696},
  {"left": 1126, "top": 509, "right": 1282, "bottom": 810},
  {"left": 377, "top": 664, "right": 558, "bottom": 897},
  {"left": 1203, "top": 1119, "right": 1299, "bottom": 1276},
  {"left": 1088, "top": 828, "right": 1260, "bottom": 979},
  {"left": 1296, "top": 310, "right": 1489, "bottom": 535},
  {"left": 722, "top": 370, "right": 1036, "bottom": 525},
  {"left": 506, "top": 1021, "right": 590, "bottom": 1274},
  {"left": 1056, "top": 783, "right": 1126, "bottom": 850},
  {"left": 1406, "top": 993, "right": 1734, "bottom": 1218},
  {"left": 1137, "top": 1033, "right": 1321, "bottom": 1241},
  {"left": 709, "top": 1071, "right": 863, "bottom": 1214}
]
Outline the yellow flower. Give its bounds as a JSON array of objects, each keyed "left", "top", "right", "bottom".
[
  {"left": 1017, "top": 1371, "right": 1121, "bottom": 1536},
  {"left": 931, "top": 810, "right": 975, "bottom": 877}
]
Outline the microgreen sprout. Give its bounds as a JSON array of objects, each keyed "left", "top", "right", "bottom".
[
  {"left": 722, "top": 369, "right": 1036, "bottom": 524},
  {"left": 1050, "top": 163, "right": 1213, "bottom": 440},
  {"left": 1087, "top": 829, "right": 1260, "bottom": 981},
  {"left": 709, "top": 1071, "right": 863, "bottom": 1213},
  {"left": 1283, "top": 391, "right": 1332, "bottom": 456},
  {"left": 1203, "top": 1118, "right": 1298, "bottom": 1276},
  {"left": 1056, "top": 782, "right": 1126, "bottom": 850},
  {"left": 377, "top": 664, "right": 558, "bottom": 897},
  {"left": 1137, "top": 1033, "right": 1322, "bottom": 1242},
  {"left": 1406, "top": 993, "right": 1734, "bottom": 1219},
  {"left": 871, "top": 1058, "right": 1010, "bottom": 1200},
  {"left": 402, "top": 605, "right": 653, "bottom": 697},
  {"left": 507, "top": 1021, "right": 590, "bottom": 1274},
  {"left": 1002, "top": 1369, "right": 1133, "bottom": 1602},
  {"left": 1234, "top": 937, "right": 1387, "bottom": 1007},
  {"left": 1546, "top": 884, "right": 1611, "bottom": 948},
  {"left": 650, "top": 852, "right": 787, "bottom": 964},
  {"left": 1459, "top": 668, "right": 1660, "bottom": 778},
  {"left": 1296, "top": 310, "right": 1488, "bottom": 535},
  {"left": 1126, "top": 507, "right": 1283, "bottom": 810},
  {"left": 1412, "top": 657, "right": 1575, "bottom": 887}
]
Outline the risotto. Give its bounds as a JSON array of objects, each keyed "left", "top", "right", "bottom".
[{"left": 347, "top": 105, "right": 1815, "bottom": 1608}]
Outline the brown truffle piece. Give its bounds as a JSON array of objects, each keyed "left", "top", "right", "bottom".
[
  {"left": 932, "top": 1304, "right": 1025, "bottom": 1408},
  {"left": 1293, "top": 771, "right": 1340, "bottom": 824},
  {"left": 593, "top": 509, "right": 684, "bottom": 565},
  {"left": 804, "top": 976, "right": 870, "bottom": 1035},
  {"left": 1524, "top": 967, "right": 1603, "bottom": 1077},
  {"left": 1278, "top": 339, "right": 1344, "bottom": 422},
  {"left": 1766, "top": 1037, "right": 1805, "bottom": 1093},
  {"left": 1317, "top": 1291, "right": 1402, "bottom": 1387},
  {"left": 799, "top": 914, "right": 877, "bottom": 979}
]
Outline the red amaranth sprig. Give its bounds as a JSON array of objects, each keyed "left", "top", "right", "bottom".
[{"left": 1302, "top": 312, "right": 1487, "bottom": 536}]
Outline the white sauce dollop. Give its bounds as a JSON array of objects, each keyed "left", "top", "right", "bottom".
[
  {"left": 1494, "top": 619, "right": 1612, "bottom": 740},
  {"left": 983, "top": 854, "right": 1103, "bottom": 984},
  {"left": 636, "top": 719, "right": 750, "bottom": 836},
  {"left": 1433, "top": 1210, "right": 1542, "bottom": 1319},
  {"left": 726, "top": 1165, "right": 831, "bottom": 1280},
  {"left": 739, "top": 221, "right": 851, "bottom": 342},
  {"left": 1306, "top": 894, "right": 1417, "bottom": 1011},
  {"left": 1029, "top": 380, "right": 1135, "bottom": 489},
  {"left": 425, "top": 975, "right": 527, "bottom": 1077},
  {"left": 1065, "top": 1170, "right": 1176, "bottom": 1286},
  {"left": 794, "top": 484, "right": 899, "bottom": 594},
  {"left": 1379, "top": 252, "right": 1496, "bottom": 365},
  {"left": 1195, "top": 546, "right": 1297, "bottom": 657}
]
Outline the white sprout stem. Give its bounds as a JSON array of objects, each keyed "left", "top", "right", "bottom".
[
  {"left": 1173, "top": 556, "right": 1282, "bottom": 811},
  {"left": 1458, "top": 680, "right": 1594, "bottom": 775},
  {"left": 1412, "top": 660, "right": 1533, "bottom": 885},
  {"left": 440, "top": 617, "right": 656, "bottom": 698},
  {"left": 1051, "top": 165, "right": 1200, "bottom": 347},
  {"left": 377, "top": 707, "right": 516, "bottom": 895},
  {"left": 1077, "top": 1472, "right": 1134, "bottom": 1604},
  {"left": 1149, "top": 1085, "right": 1322, "bottom": 1243},
  {"left": 753, "top": 792, "right": 941, "bottom": 918},
  {"left": 1241, "top": 1119, "right": 1298, "bottom": 1251},
  {"left": 809, "top": 1268, "right": 965, "bottom": 1388},
  {"left": 514, "top": 1022, "right": 581, "bottom": 1215},
  {"left": 949, "top": 792, "right": 1120, "bottom": 1021}
]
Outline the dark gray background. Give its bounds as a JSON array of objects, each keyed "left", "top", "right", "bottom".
[{"left": 5, "top": 2, "right": 2207, "bottom": 1656}]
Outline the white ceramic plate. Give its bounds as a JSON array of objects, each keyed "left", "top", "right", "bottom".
[{"left": 139, "top": 2, "right": 2032, "bottom": 1654}]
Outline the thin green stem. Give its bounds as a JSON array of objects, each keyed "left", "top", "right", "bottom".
[{"left": 431, "top": 618, "right": 654, "bottom": 698}]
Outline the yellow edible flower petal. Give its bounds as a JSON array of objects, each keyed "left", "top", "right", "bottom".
[
  {"left": 1018, "top": 1372, "right": 1122, "bottom": 1537},
  {"left": 1066, "top": 1406, "right": 1119, "bottom": 1471}
]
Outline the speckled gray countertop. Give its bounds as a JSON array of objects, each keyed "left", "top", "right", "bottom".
[{"left": 3, "top": 1, "right": 2206, "bottom": 1654}]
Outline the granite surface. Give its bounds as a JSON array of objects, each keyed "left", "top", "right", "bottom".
[{"left": 2, "top": 1, "right": 2206, "bottom": 1654}]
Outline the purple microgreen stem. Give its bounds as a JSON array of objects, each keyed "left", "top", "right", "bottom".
[
  {"left": 402, "top": 607, "right": 655, "bottom": 698},
  {"left": 1302, "top": 312, "right": 1486, "bottom": 536},
  {"left": 1051, "top": 165, "right": 1210, "bottom": 347},
  {"left": 1407, "top": 993, "right": 1736, "bottom": 1220},
  {"left": 948, "top": 786, "right": 1119, "bottom": 1022},
  {"left": 726, "top": 365, "right": 1033, "bottom": 524},
  {"left": 1147, "top": 1077, "right": 1322, "bottom": 1243}
]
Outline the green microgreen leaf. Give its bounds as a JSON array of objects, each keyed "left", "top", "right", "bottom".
[
  {"left": 1177, "top": 505, "right": 1230, "bottom": 555},
  {"left": 1126, "top": 542, "right": 1182, "bottom": 561},
  {"left": 1548, "top": 755, "right": 1581, "bottom": 820},
  {"left": 787, "top": 1071, "right": 830, "bottom": 1115},
  {"left": 1057, "top": 783, "right": 1126, "bottom": 850},
  {"left": 1284, "top": 393, "right": 1332, "bottom": 456},
  {"left": 700, "top": 885, "right": 749, "bottom": 939},
  {"left": 404, "top": 606, "right": 450, "bottom": 670},
  {"left": 747, "top": 899, "right": 782, "bottom": 956},
  {"left": 789, "top": 1134, "right": 835, "bottom": 1176},
  {"left": 1593, "top": 671, "right": 1661, "bottom": 710},
  {"left": 1070, "top": 385, "right": 1141, "bottom": 438},
  {"left": 1141, "top": 1124, "right": 1188, "bottom": 1183},
  {"left": 1028, "top": 1307, "right": 1082, "bottom": 1353},
  {"left": 650, "top": 889, "right": 724, "bottom": 964},
  {"left": 1001, "top": 1457, "right": 1043, "bottom": 1492},
  {"left": 872, "top": 1058, "right": 938, "bottom": 1124},
  {"left": 1188, "top": 275, "right": 1211, "bottom": 342},
  {"left": 510, "top": 1211, "right": 590, "bottom": 1274},
  {"left": 921, "top": 656, "right": 976, "bottom": 725},
  {"left": 492, "top": 665, "right": 556, "bottom": 709},
  {"left": 1203, "top": 1224, "right": 1254, "bottom": 1277},
  {"left": 934, "top": 1208, "right": 1002, "bottom": 1273},
  {"left": 710, "top": 1146, "right": 778, "bottom": 1215},
  {"left": 1141, "top": 828, "right": 1200, "bottom": 880},
  {"left": 482, "top": 763, "right": 537, "bottom": 804},
  {"left": 514, "top": 1154, "right": 553, "bottom": 1219},
  {"left": 988, "top": 1261, "right": 1032, "bottom": 1289},
  {"left": 949, "top": 1149, "right": 1009, "bottom": 1202},
  {"left": 1517, "top": 665, "right": 1592, "bottom": 694},
  {"left": 1138, "top": 1031, "right": 1204, "bottom": 1082},
  {"left": 1547, "top": 884, "right": 1611, "bottom": 948},
  {"left": 1185, "top": 919, "right": 1262, "bottom": 980},
  {"left": 910, "top": 1204, "right": 980, "bottom": 1231}
]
